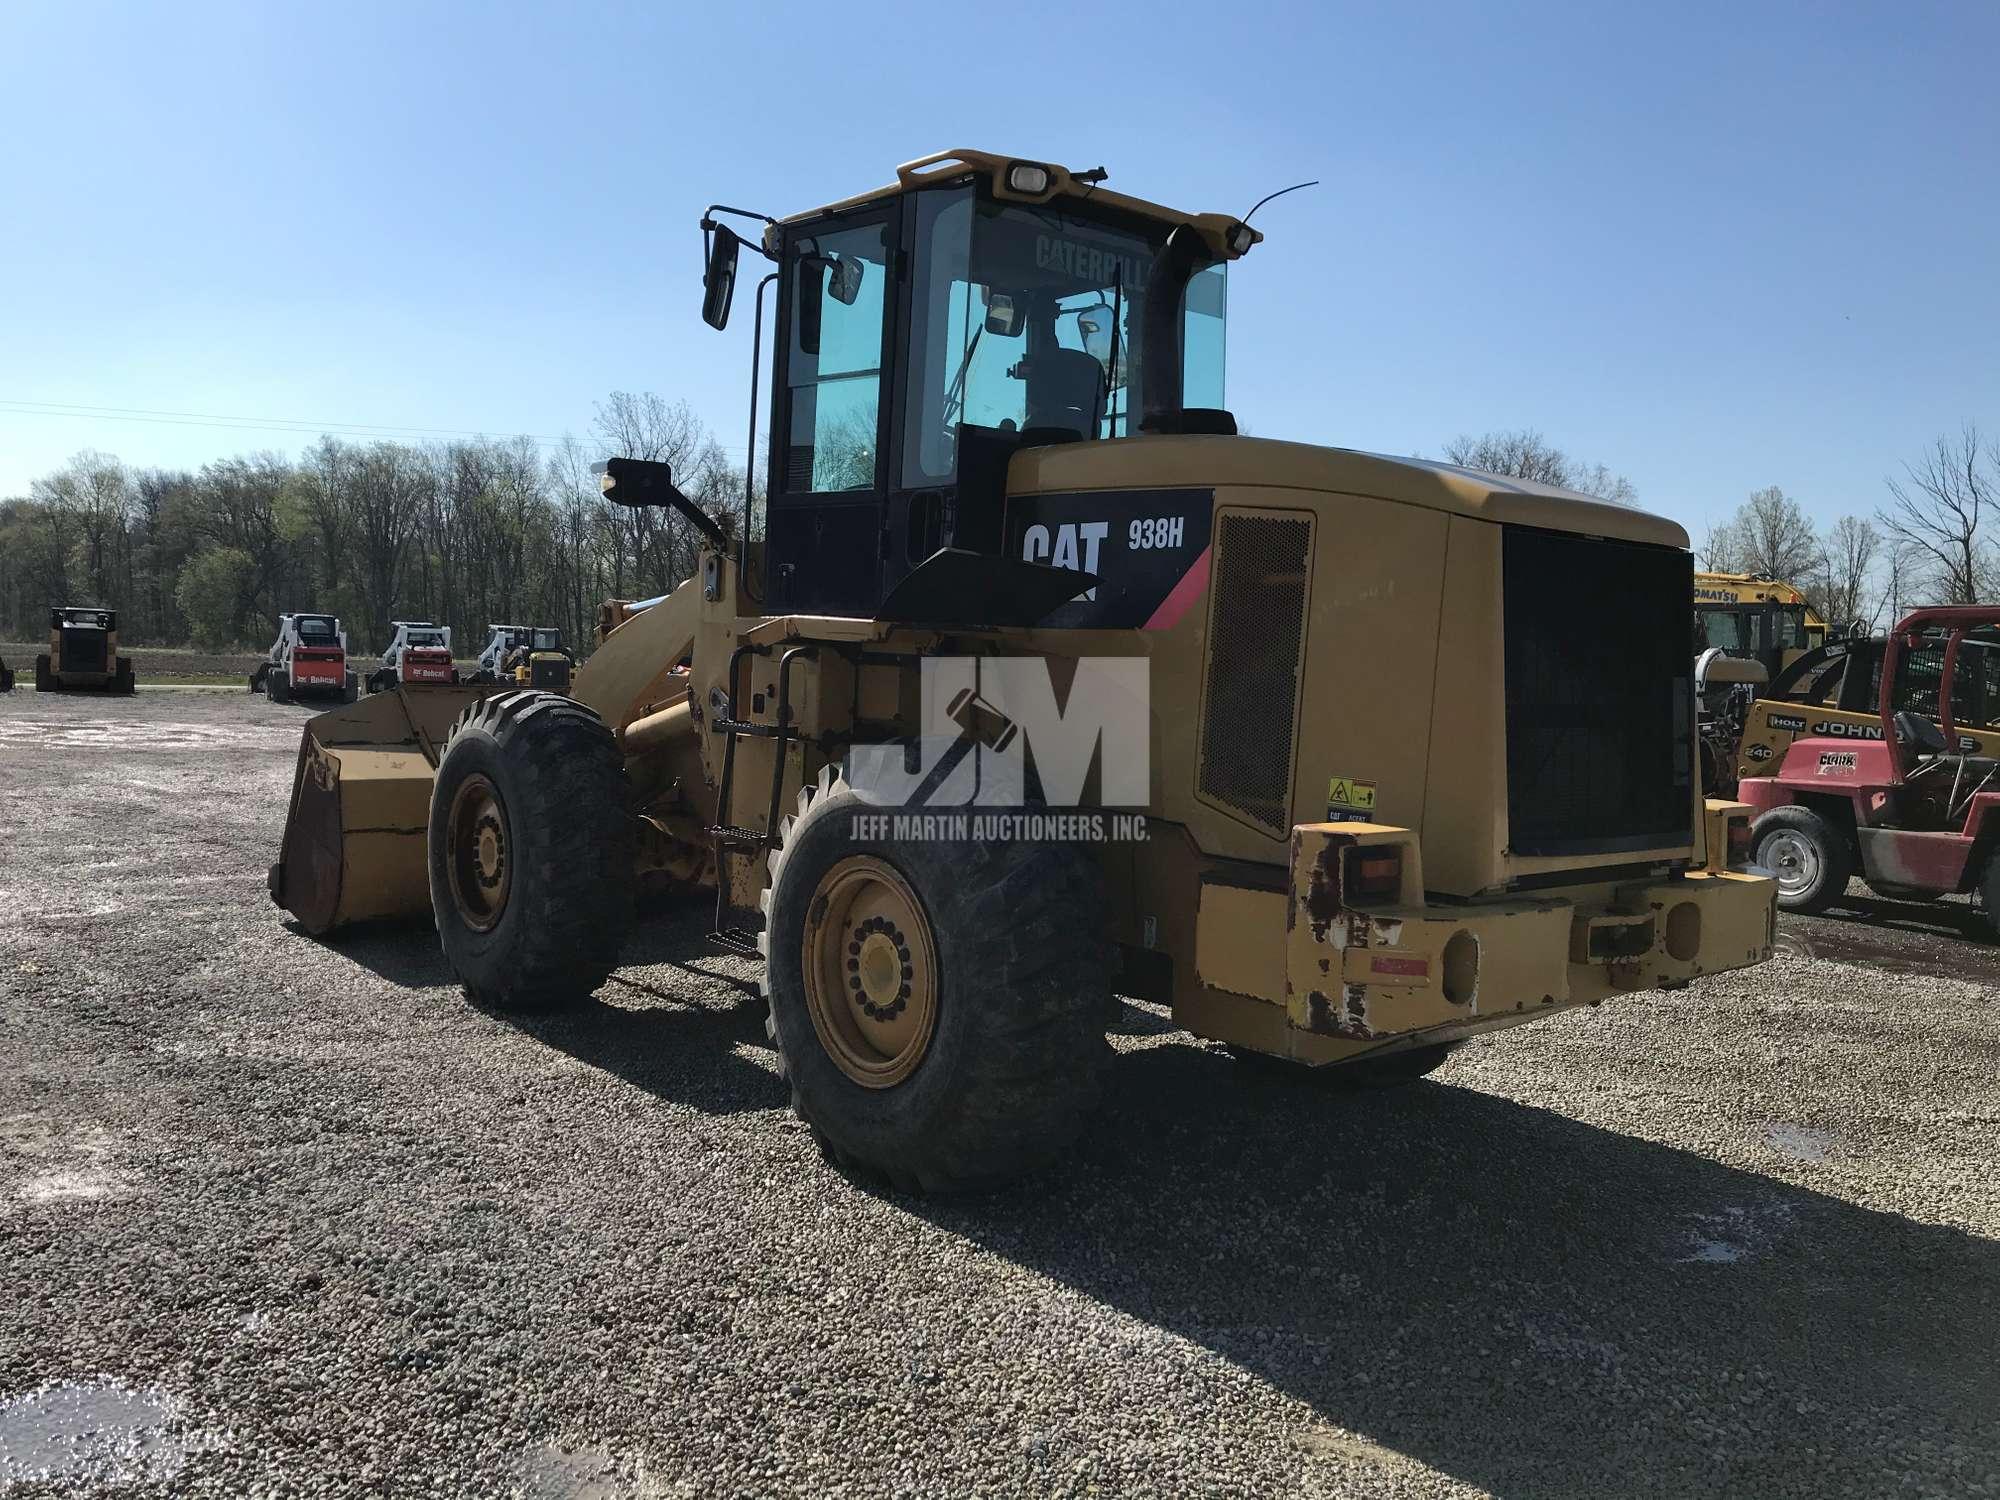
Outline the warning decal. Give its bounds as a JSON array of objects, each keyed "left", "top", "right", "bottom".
[{"left": 1326, "top": 776, "right": 1377, "bottom": 823}]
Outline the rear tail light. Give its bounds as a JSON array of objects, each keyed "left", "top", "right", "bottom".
[
  {"left": 1727, "top": 817, "right": 1752, "bottom": 866},
  {"left": 1343, "top": 845, "right": 1404, "bottom": 904}
]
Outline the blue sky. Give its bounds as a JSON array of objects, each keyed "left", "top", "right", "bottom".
[{"left": 2, "top": 0, "right": 1994, "bottom": 542}]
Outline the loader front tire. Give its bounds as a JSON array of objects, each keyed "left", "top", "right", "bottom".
[
  {"left": 428, "top": 690, "right": 633, "bottom": 1013},
  {"left": 760, "top": 769, "right": 1112, "bottom": 1193},
  {"left": 1751, "top": 805, "right": 1852, "bottom": 914}
]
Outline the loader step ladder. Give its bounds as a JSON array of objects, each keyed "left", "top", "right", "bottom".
[{"left": 707, "top": 642, "right": 817, "bottom": 957}]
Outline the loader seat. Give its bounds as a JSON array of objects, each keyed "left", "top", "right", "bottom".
[{"left": 1024, "top": 348, "right": 1104, "bottom": 439}]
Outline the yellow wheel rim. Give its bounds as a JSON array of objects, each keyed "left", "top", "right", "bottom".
[
  {"left": 445, "top": 773, "right": 511, "bottom": 932},
  {"left": 802, "top": 855, "right": 939, "bottom": 1089}
]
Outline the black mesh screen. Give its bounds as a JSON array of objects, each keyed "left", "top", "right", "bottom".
[
  {"left": 1199, "top": 513, "right": 1311, "bottom": 833},
  {"left": 60, "top": 628, "right": 107, "bottom": 673},
  {"left": 1503, "top": 528, "right": 1693, "bottom": 857}
]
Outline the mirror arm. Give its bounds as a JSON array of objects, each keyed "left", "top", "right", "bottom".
[{"left": 701, "top": 204, "right": 781, "bottom": 261}]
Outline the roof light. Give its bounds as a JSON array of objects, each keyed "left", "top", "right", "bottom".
[
  {"left": 1227, "top": 222, "right": 1256, "bottom": 255},
  {"left": 1006, "top": 161, "right": 1052, "bottom": 195}
]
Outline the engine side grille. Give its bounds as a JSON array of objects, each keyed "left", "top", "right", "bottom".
[
  {"left": 1503, "top": 527, "right": 1693, "bottom": 857},
  {"left": 1198, "top": 511, "right": 1313, "bottom": 834},
  {"left": 60, "top": 628, "right": 107, "bottom": 674}
]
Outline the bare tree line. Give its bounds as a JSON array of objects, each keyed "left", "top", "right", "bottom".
[
  {"left": 6, "top": 410, "right": 1993, "bottom": 651},
  {"left": 0, "top": 393, "right": 753, "bottom": 652},
  {"left": 1695, "top": 425, "right": 2000, "bottom": 629},
  {"left": 1443, "top": 424, "right": 2000, "bottom": 630}
]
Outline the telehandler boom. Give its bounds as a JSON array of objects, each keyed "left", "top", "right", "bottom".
[{"left": 272, "top": 149, "right": 1776, "bottom": 1191}]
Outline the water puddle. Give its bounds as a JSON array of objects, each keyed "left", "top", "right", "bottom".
[
  {"left": 1773, "top": 921, "right": 2000, "bottom": 984},
  {"left": 0, "top": 1378, "right": 229, "bottom": 1486},
  {"left": 1673, "top": 1195, "right": 1797, "bottom": 1264},
  {"left": 1, "top": 1118, "right": 138, "bottom": 1210},
  {"left": 512, "top": 1443, "right": 634, "bottom": 1499},
  {"left": 1762, "top": 1121, "right": 1837, "bottom": 1162}
]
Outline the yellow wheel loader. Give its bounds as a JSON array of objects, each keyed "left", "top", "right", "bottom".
[
  {"left": 36, "top": 606, "right": 136, "bottom": 694},
  {"left": 271, "top": 149, "right": 1776, "bottom": 1191}
]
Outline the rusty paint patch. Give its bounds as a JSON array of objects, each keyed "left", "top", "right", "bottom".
[
  {"left": 1286, "top": 832, "right": 1302, "bottom": 934},
  {"left": 1300, "top": 987, "right": 1374, "bottom": 1039},
  {"left": 1305, "top": 842, "right": 1342, "bottom": 942},
  {"left": 1306, "top": 990, "right": 1338, "bottom": 1034}
]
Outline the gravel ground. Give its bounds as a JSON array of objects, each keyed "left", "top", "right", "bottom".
[{"left": 1, "top": 690, "right": 1996, "bottom": 1498}]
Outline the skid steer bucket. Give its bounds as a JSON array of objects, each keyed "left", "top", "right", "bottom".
[{"left": 268, "top": 685, "right": 489, "bottom": 934}]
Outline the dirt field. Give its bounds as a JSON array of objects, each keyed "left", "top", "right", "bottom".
[
  {"left": 1, "top": 690, "right": 1996, "bottom": 1497},
  {"left": 1, "top": 643, "right": 265, "bottom": 686}
]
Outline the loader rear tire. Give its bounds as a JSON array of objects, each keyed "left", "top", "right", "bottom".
[
  {"left": 428, "top": 690, "right": 633, "bottom": 1013},
  {"left": 1751, "top": 805, "right": 1852, "bottom": 914},
  {"left": 760, "top": 768, "right": 1112, "bottom": 1193},
  {"left": 34, "top": 655, "right": 52, "bottom": 693},
  {"left": 268, "top": 671, "right": 292, "bottom": 705}
]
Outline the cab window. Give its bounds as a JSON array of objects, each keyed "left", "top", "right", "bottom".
[
  {"left": 784, "top": 220, "right": 889, "bottom": 494},
  {"left": 900, "top": 186, "right": 1229, "bottom": 490},
  {"left": 1696, "top": 608, "right": 1746, "bottom": 653}
]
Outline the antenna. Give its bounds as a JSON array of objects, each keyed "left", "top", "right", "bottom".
[{"left": 1241, "top": 179, "right": 1319, "bottom": 226}]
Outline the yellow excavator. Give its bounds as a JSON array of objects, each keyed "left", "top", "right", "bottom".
[{"left": 1694, "top": 572, "right": 1829, "bottom": 678}]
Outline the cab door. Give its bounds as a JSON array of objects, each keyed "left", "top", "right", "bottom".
[{"left": 766, "top": 208, "right": 897, "bottom": 616}]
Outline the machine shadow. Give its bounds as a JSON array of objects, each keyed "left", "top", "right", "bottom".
[
  {"left": 1817, "top": 890, "right": 1989, "bottom": 941},
  {"left": 287, "top": 893, "right": 748, "bottom": 992},
  {"left": 484, "top": 986, "right": 783, "bottom": 1118},
  {"left": 902, "top": 1044, "right": 2000, "bottom": 1498}
]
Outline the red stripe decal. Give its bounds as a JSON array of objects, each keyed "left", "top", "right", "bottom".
[{"left": 1142, "top": 545, "right": 1212, "bottom": 632}]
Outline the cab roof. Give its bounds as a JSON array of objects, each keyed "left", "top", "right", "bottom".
[{"left": 773, "top": 149, "right": 1261, "bottom": 264}]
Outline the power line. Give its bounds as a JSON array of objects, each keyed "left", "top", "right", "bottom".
[{"left": 0, "top": 399, "right": 754, "bottom": 454}]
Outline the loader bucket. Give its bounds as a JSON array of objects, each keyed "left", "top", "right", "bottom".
[{"left": 268, "top": 685, "right": 489, "bottom": 934}]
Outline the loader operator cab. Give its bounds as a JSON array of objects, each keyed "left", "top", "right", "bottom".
[{"left": 699, "top": 151, "right": 1251, "bottom": 620}]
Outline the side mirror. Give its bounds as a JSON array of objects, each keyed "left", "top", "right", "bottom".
[
  {"left": 703, "top": 224, "right": 740, "bottom": 330},
  {"left": 984, "top": 292, "right": 1023, "bottom": 338},
  {"left": 593, "top": 456, "right": 675, "bottom": 508},
  {"left": 827, "top": 253, "right": 864, "bottom": 306},
  {"left": 797, "top": 255, "right": 825, "bottom": 356}
]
